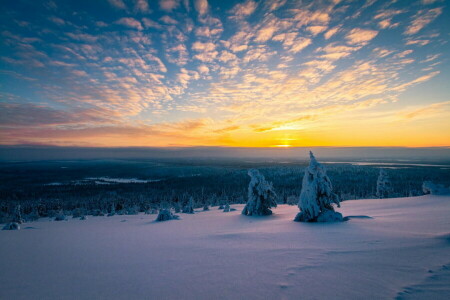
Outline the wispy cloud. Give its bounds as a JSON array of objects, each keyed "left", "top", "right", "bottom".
[{"left": 405, "top": 7, "right": 442, "bottom": 35}]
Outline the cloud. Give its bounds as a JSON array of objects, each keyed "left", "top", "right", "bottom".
[
  {"left": 108, "top": 0, "right": 127, "bottom": 10},
  {"left": 266, "top": 0, "right": 287, "bottom": 12},
  {"left": 289, "top": 37, "right": 312, "bottom": 53},
  {"left": 159, "top": 0, "right": 180, "bottom": 12},
  {"left": 229, "top": 0, "right": 258, "bottom": 17},
  {"left": 134, "top": 0, "right": 150, "bottom": 13},
  {"left": 142, "top": 18, "right": 163, "bottom": 29},
  {"left": 48, "top": 16, "right": 65, "bottom": 26},
  {"left": 392, "top": 71, "right": 440, "bottom": 92},
  {"left": 0, "top": 103, "right": 115, "bottom": 126},
  {"left": 195, "top": 26, "right": 223, "bottom": 38},
  {"left": 160, "top": 15, "right": 178, "bottom": 24},
  {"left": 195, "top": 0, "right": 209, "bottom": 16},
  {"left": 66, "top": 32, "right": 98, "bottom": 43},
  {"left": 345, "top": 28, "right": 378, "bottom": 45},
  {"left": 307, "top": 25, "right": 327, "bottom": 36},
  {"left": 198, "top": 64, "right": 210, "bottom": 74},
  {"left": 405, "top": 7, "right": 442, "bottom": 35},
  {"left": 115, "top": 18, "right": 143, "bottom": 30},
  {"left": 398, "top": 101, "right": 450, "bottom": 120},
  {"left": 213, "top": 125, "right": 240, "bottom": 134},
  {"left": 218, "top": 50, "right": 237, "bottom": 63}
]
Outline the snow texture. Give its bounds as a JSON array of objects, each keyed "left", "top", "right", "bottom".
[
  {"left": 1, "top": 195, "right": 450, "bottom": 299},
  {"left": 296, "top": 151, "right": 341, "bottom": 222},
  {"left": 242, "top": 169, "right": 277, "bottom": 216}
]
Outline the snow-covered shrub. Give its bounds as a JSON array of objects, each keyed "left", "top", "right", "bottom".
[
  {"left": 54, "top": 210, "right": 67, "bottom": 221},
  {"left": 376, "top": 169, "right": 392, "bottom": 198},
  {"left": 242, "top": 169, "right": 278, "bottom": 216},
  {"left": 3, "top": 222, "right": 20, "bottom": 230},
  {"left": 182, "top": 197, "right": 195, "bottom": 214},
  {"left": 155, "top": 208, "right": 179, "bottom": 222},
  {"left": 79, "top": 215, "right": 87, "bottom": 220},
  {"left": 294, "top": 151, "right": 342, "bottom": 222},
  {"left": 422, "top": 181, "right": 450, "bottom": 195}
]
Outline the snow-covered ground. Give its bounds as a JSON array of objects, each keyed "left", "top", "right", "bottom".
[{"left": 1, "top": 195, "right": 450, "bottom": 299}]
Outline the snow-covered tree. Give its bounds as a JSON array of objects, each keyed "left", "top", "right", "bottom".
[
  {"left": 242, "top": 169, "right": 277, "bottom": 216},
  {"left": 376, "top": 169, "right": 391, "bottom": 198},
  {"left": 12, "top": 205, "right": 24, "bottom": 224},
  {"left": 294, "top": 151, "right": 342, "bottom": 222},
  {"left": 182, "top": 197, "right": 194, "bottom": 214}
]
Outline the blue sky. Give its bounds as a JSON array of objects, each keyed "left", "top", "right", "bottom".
[{"left": 0, "top": 0, "right": 449, "bottom": 147}]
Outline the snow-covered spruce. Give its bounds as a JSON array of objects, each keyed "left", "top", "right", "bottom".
[
  {"left": 294, "top": 151, "right": 342, "bottom": 222},
  {"left": 242, "top": 169, "right": 277, "bottom": 216},
  {"left": 376, "top": 168, "right": 392, "bottom": 198}
]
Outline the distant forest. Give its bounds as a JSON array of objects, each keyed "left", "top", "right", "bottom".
[{"left": 1, "top": 158, "right": 449, "bottom": 223}]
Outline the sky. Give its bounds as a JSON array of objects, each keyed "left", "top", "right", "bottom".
[{"left": 0, "top": 0, "right": 449, "bottom": 148}]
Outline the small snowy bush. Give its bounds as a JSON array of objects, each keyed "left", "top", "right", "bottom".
[
  {"left": 3, "top": 222, "right": 20, "bottom": 230},
  {"left": 242, "top": 169, "right": 277, "bottom": 216},
  {"left": 155, "top": 208, "right": 179, "bottom": 222},
  {"left": 294, "top": 151, "right": 342, "bottom": 223}
]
